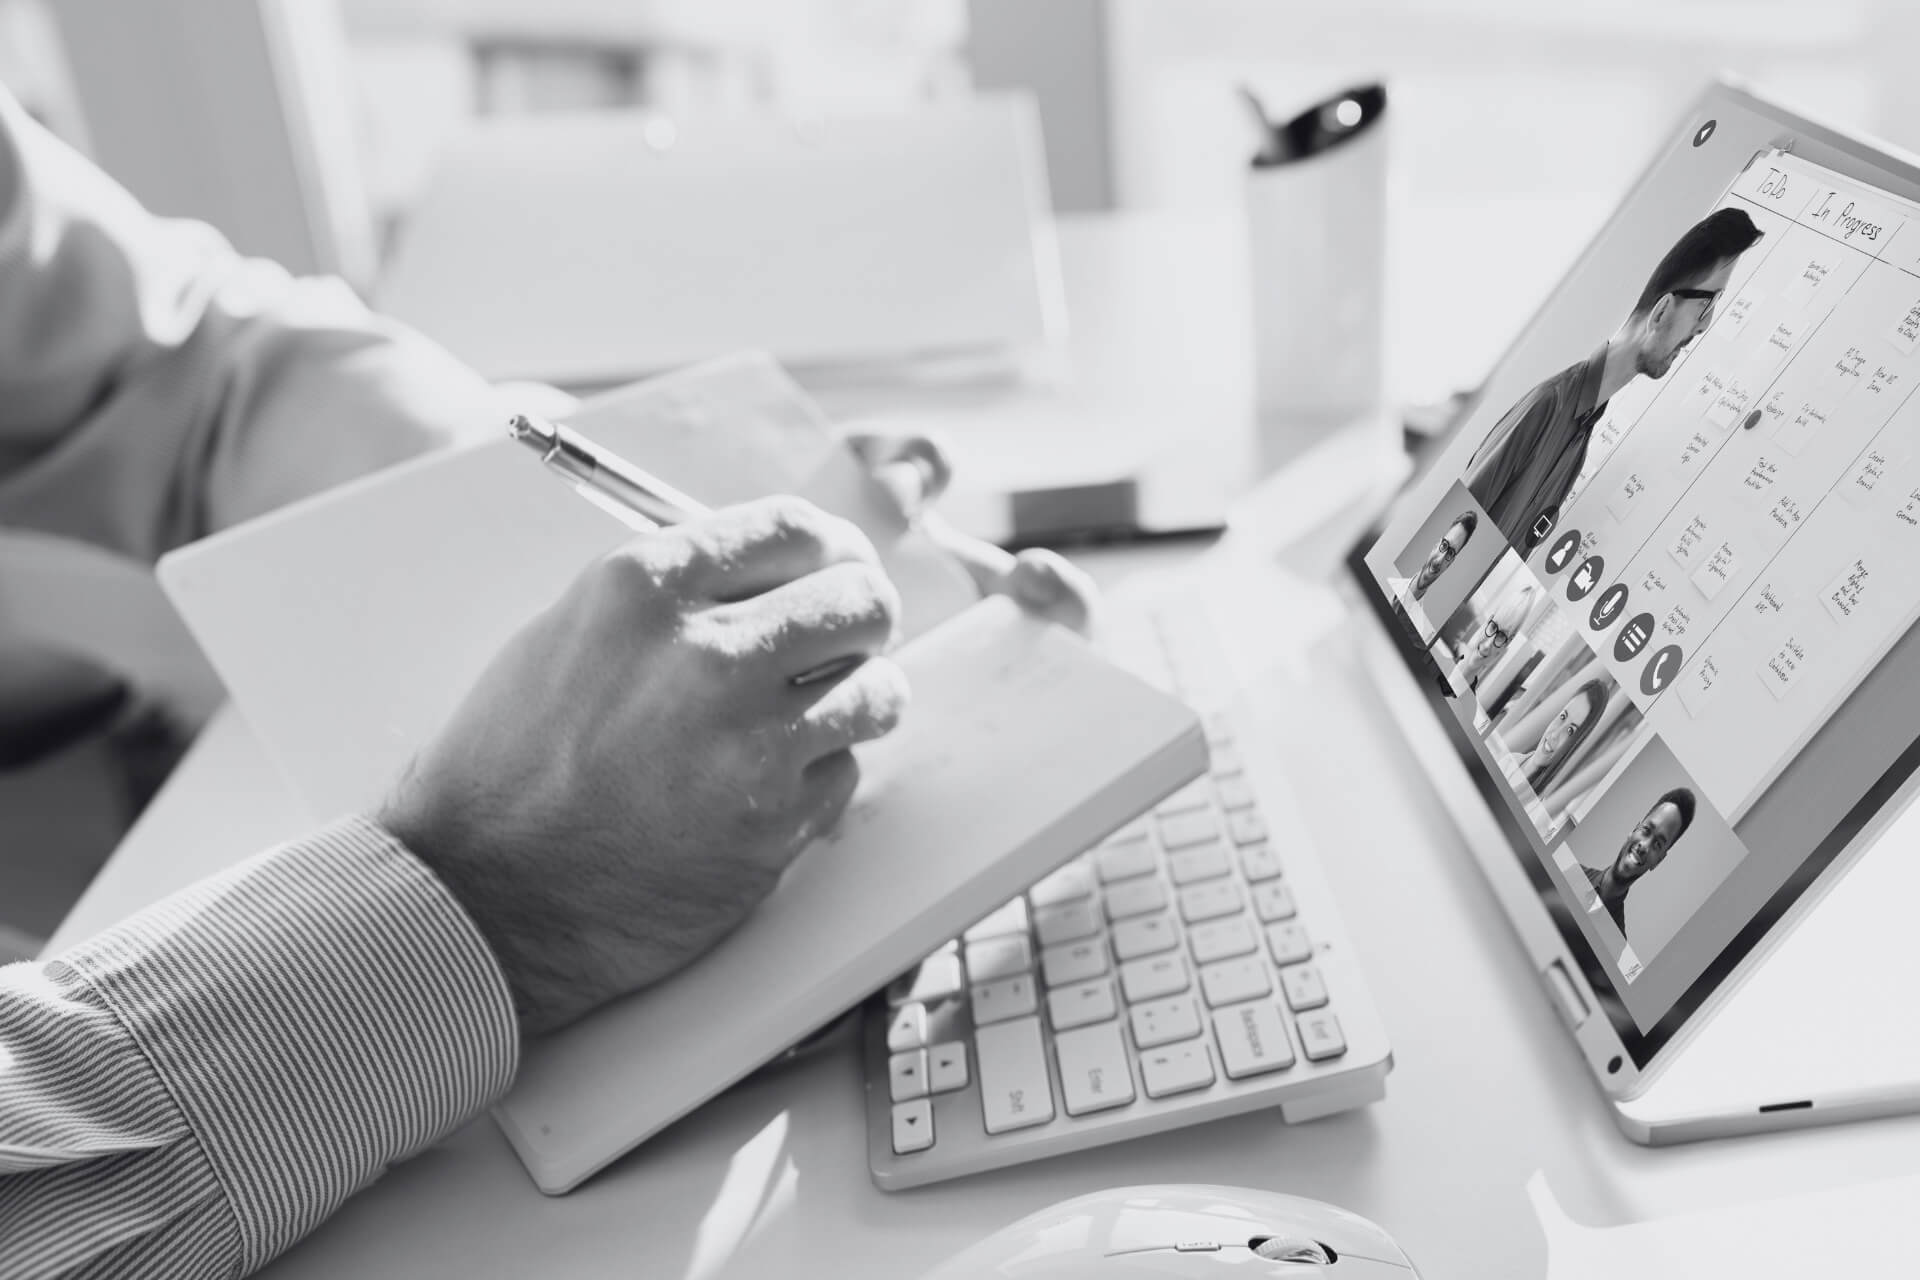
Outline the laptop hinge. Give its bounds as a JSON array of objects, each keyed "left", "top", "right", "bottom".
[{"left": 1543, "top": 959, "right": 1591, "bottom": 1029}]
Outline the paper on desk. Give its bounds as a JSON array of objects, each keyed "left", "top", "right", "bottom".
[
  {"left": 1529, "top": 1169, "right": 1913, "bottom": 1279},
  {"left": 157, "top": 352, "right": 978, "bottom": 820}
]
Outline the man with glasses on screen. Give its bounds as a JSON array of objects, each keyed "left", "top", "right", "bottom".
[{"left": 1466, "top": 208, "right": 1764, "bottom": 551}]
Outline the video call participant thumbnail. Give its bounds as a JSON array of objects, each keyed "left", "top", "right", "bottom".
[
  {"left": 1583, "top": 787, "right": 1696, "bottom": 934},
  {"left": 1465, "top": 208, "right": 1764, "bottom": 550}
]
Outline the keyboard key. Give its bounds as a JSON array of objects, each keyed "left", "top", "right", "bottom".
[
  {"left": 1186, "top": 915, "right": 1256, "bottom": 964},
  {"left": 1029, "top": 861, "right": 1095, "bottom": 908},
  {"left": 1240, "top": 843, "right": 1284, "bottom": 883},
  {"left": 1208, "top": 744, "right": 1243, "bottom": 775},
  {"left": 976, "top": 1016, "right": 1056, "bottom": 1133},
  {"left": 1252, "top": 880, "right": 1297, "bottom": 922},
  {"left": 1156, "top": 777, "right": 1213, "bottom": 816},
  {"left": 1048, "top": 977, "right": 1119, "bottom": 1031},
  {"left": 928, "top": 1041, "right": 969, "bottom": 1093},
  {"left": 1280, "top": 964, "right": 1329, "bottom": 1011},
  {"left": 891, "top": 1098, "right": 934, "bottom": 1154},
  {"left": 1202, "top": 712, "right": 1234, "bottom": 746},
  {"left": 1297, "top": 1011, "right": 1347, "bottom": 1061},
  {"left": 1212, "top": 1001, "right": 1297, "bottom": 1079},
  {"left": 964, "top": 897, "right": 1029, "bottom": 943},
  {"left": 965, "top": 934, "right": 1032, "bottom": 983},
  {"left": 1167, "top": 841, "right": 1232, "bottom": 885},
  {"left": 1119, "top": 953, "right": 1191, "bottom": 1002},
  {"left": 1104, "top": 877, "right": 1169, "bottom": 921},
  {"left": 972, "top": 974, "right": 1038, "bottom": 1025},
  {"left": 1034, "top": 899, "right": 1102, "bottom": 947},
  {"left": 1110, "top": 913, "right": 1179, "bottom": 960},
  {"left": 886, "top": 1002, "right": 927, "bottom": 1052},
  {"left": 1199, "top": 955, "right": 1273, "bottom": 1008},
  {"left": 1106, "top": 817, "right": 1151, "bottom": 843},
  {"left": 1158, "top": 810, "right": 1220, "bottom": 850},
  {"left": 1266, "top": 921, "right": 1313, "bottom": 966},
  {"left": 1054, "top": 1021, "right": 1137, "bottom": 1115},
  {"left": 1216, "top": 774, "right": 1257, "bottom": 811},
  {"left": 889, "top": 1048, "right": 929, "bottom": 1102},
  {"left": 1139, "top": 1041, "right": 1216, "bottom": 1098},
  {"left": 887, "top": 949, "right": 962, "bottom": 1007},
  {"left": 1041, "top": 939, "right": 1109, "bottom": 987},
  {"left": 1130, "top": 995, "right": 1203, "bottom": 1048},
  {"left": 1178, "top": 880, "right": 1243, "bottom": 923},
  {"left": 1227, "top": 810, "right": 1269, "bottom": 846},
  {"left": 1094, "top": 835, "right": 1158, "bottom": 883}
]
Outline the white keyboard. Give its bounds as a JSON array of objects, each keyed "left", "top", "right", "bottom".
[{"left": 862, "top": 600, "right": 1392, "bottom": 1189}]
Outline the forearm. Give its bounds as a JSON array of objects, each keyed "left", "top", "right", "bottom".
[
  {"left": 0, "top": 83, "right": 503, "bottom": 563},
  {"left": 0, "top": 818, "right": 517, "bottom": 1279}
]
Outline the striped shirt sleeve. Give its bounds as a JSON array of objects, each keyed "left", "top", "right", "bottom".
[{"left": 0, "top": 816, "right": 519, "bottom": 1279}]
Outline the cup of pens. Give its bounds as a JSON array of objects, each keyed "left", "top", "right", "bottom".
[{"left": 1241, "top": 82, "right": 1391, "bottom": 441}]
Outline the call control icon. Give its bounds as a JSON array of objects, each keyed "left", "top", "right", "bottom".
[
  {"left": 1614, "top": 612, "right": 1655, "bottom": 662},
  {"left": 1567, "top": 556, "right": 1605, "bottom": 603},
  {"left": 1642, "top": 645, "right": 1683, "bottom": 696},
  {"left": 1545, "top": 530, "right": 1582, "bottom": 575},
  {"left": 1589, "top": 582, "right": 1629, "bottom": 629}
]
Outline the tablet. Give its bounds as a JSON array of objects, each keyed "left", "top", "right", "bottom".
[{"left": 1351, "top": 78, "right": 1920, "bottom": 1102}]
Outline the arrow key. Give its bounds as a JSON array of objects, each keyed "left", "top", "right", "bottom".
[{"left": 891, "top": 1097, "right": 934, "bottom": 1154}]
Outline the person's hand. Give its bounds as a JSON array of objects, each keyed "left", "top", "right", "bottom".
[
  {"left": 378, "top": 497, "right": 908, "bottom": 1035},
  {"left": 845, "top": 429, "right": 1097, "bottom": 634}
]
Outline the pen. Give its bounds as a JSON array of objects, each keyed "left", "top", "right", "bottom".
[
  {"left": 509, "top": 412, "right": 709, "bottom": 528},
  {"left": 507, "top": 412, "right": 864, "bottom": 687}
]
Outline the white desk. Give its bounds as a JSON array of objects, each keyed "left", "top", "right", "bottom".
[{"left": 50, "top": 212, "right": 1920, "bottom": 1278}]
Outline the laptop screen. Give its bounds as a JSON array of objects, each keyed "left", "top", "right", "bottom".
[{"left": 1357, "top": 86, "right": 1920, "bottom": 1066}]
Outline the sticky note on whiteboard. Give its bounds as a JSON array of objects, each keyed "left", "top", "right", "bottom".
[
  {"left": 1690, "top": 542, "right": 1740, "bottom": 599},
  {"left": 1890, "top": 298, "right": 1920, "bottom": 355},
  {"left": 1822, "top": 557, "right": 1872, "bottom": 623},
  {"left": 1606, "top": 474, "right": 1648, "bottom": 523},
  {"left": 1667, "top": 514, "right": 1711, "bottom": 567},
  {"left": 1678, "top": 652, "right": 1721, "bottom": 718},
  {"left": 1758, "top": 635, "right": 1809, "bottom": 699}
]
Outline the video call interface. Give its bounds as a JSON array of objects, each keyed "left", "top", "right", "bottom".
[{"left": 1365, "top": 117, "right": 1920, "bottom": 1056}]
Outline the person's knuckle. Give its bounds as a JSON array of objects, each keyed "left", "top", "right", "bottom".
[
  {"left": 594, "top": 538, "right": 687, "bottom": 611},
  {"left": 756, "top": 494, "right": 830, "bottom": 546},
  {"left": 845, "top": 561, "right": 901, "bottom": 630}
]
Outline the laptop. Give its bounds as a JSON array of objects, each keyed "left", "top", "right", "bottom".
[{"left": 1343, "top": 77, "right": 1920, "bottom": 1140}]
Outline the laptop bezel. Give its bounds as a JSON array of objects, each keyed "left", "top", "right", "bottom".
[{"left": 1340, "top": 76, "right": 1920, "bottom": 1099}]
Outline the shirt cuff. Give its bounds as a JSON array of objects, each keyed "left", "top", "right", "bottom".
[{"left": 57, "top": 816, "right": 518, "bottom": 1273}]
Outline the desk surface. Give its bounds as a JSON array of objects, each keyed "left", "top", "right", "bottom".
[{"left": 52, "top": 212, "right": 1920, "bottom": 1278}]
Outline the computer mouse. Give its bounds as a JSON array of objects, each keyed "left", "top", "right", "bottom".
[{"left": 917, "top": 1184, "right": 1420, "bottom": 1278}]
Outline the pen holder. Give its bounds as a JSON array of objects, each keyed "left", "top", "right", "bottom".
[{"left": 1245, "top": 85, "right": 1391, "bottom": 438}]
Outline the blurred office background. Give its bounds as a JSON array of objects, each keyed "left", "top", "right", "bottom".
[{"left": 6, "top": 0, "right": 1920, "bottom": 392}]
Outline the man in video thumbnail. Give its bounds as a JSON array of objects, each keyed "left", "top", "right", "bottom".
[
  {"left": 1408, "top": 511, "right": 1477, "bottom": 601},
  {"left": 1467, "top": 208, "right": 1764, "bottom": 550},
  {"left": 1584, "top": 787, "right": 1697, "bottom": 933}
]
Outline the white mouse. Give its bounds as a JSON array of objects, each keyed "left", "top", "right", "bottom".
[{"left": 916, "top": 1184, "right": 1421, "bottom": 1279}]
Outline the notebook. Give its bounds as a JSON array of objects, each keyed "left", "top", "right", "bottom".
[{"left": 157, "top": 353, "right": 1206, "bottom": 1193}]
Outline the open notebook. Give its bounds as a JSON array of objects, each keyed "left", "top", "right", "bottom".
[{"left": 158, "top": 353, "right": 1206, "bottom": 1193}]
